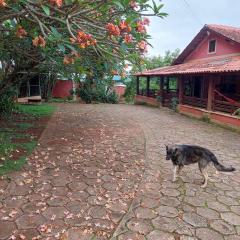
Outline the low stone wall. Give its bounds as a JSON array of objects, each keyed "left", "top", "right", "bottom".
[
  {"left": 178, "top": 104, "right": 240, "bottom": 130},
  {"left": 134, "top": 95, "right": 159, "bottom": 107}
]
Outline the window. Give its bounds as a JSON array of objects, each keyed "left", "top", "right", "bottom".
[{"left": 208, "top": 39, "right": 216, "bottom": 53}]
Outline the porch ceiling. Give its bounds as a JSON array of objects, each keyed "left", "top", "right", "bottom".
[{"left": 135, "top": 54, "right": 240, "bottom": 77}]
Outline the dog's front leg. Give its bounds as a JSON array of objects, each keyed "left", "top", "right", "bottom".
[{"left": 172, "top": 165, "right": 178, "bottom": 182}]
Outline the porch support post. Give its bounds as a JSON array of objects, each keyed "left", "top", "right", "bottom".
[
  {"left": 146, "top": 76, "right": 150, "bottom": 97},
  {"left": 136, "top": 76, "right": 140, "bottom": 95},
  {"left": 178, "top": 76, "right": 183, "bottom": 104},
  {"left": 207, "top": 76, "right": 215, "bottom": 111},
  {"left": 160, "top": 76, "right": 164, "bottom": 105},
  {"left": 160, "top": 76, "right": 164, "bottom": 91},
  {"left": 166, "top": 77, "right": 170, "bottom": 92}
]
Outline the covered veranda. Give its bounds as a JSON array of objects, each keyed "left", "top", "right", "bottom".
[{"left": 135, "top": 55, "right": 240, "bottom": 128}]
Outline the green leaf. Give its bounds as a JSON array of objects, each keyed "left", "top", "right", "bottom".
[
  {"left": 120, "top": 42, "right": 128, "bottom": 51},
  {"left": 58, "top": 44, "right": 65, "bottom": 53},
  {"left": 50, "top": 26, "right": 62, "bottom": 39},
  {"left": 113, "top": 0, "right": 125, "bottom": 10},
  {"left": 104, "top": 62, "right": 109, "bottom": 71},
  {"left": 66, "top": 44, "right": 76, "bottom": 52},
  {"left": 41, "top": 5, "right": 50, "bottom": 16}
]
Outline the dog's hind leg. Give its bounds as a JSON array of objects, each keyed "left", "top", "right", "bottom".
[
  {"left": 198, "top": 161, "right": 209, "bottom": 188},
  {"left": 201, "top": 169, "right": 208, "bottom": 188},
  {"left": 199, "top": 167, "right": 208, "bottom": 188}
]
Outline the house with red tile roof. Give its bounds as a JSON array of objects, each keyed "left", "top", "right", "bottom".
[{"left": 135, "top": 24, "right": 240, "bottom": 129}]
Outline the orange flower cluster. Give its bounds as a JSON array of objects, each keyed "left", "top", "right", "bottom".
[
  {"left": 111, "top": 70, "right": 118, "bottom": 75},
  {"left": 137, "top": 40, "right": 147, "bottom": 53},
  {"left": 32, "top": 36, "right": 46, "bottom": 48},
  {"left": 75, "top": 31, "right": 97, "bottom": 48},
  {"left": 124, "top": 34, "right": 133, "bottom": 44},
  {"left": 136, "top": 18, "right": 150, "bottom": 33},
  {"left": 130, "top": 0, "right": 138, "bottom": 10},
  {"left": 143, "top": 17, "right": 150, "bottom": 26},
  {"left": 106, "top": 21, "right": 133, "bottom": 44},
  {"left": 120, "top": 71, "right": 127, "bottom": 78},
  {"left": 49, "top": 0, "right": 62, "bottom": 7},
  {"left": 119, "top": 20, "right": 132, "bottom": 33},
  {"left": 63, "top": 56, "right": 74, "bottom": 65},
  {"left": 106, "top": 23, "right": 120, "bottom": 37},
  {"left": 136, "top": 21, "right": 146, "bottom": 33},
  {"left": 0, "top": 0, "right": 6, "bottom": 7},
  {"left": 119, "top": 20, "right": 133, "bottom": 44},
  {"left": 63, "top": 51, "right": 80, "bottom": 65},
  {"left": 16, "top": 26, "right": 27, "bottom": 38}
]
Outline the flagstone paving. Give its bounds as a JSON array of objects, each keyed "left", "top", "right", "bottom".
[{"left": 0, "top": 104, "right": 240, "bottom": 240}]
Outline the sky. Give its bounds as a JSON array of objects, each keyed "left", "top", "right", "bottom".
[{"left": 147, "top": 0, "right": 240, "bottom": 56}]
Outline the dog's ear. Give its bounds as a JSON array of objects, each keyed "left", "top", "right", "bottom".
[{"left": 165, "top": 144, "right": 168, "bottom": 151}]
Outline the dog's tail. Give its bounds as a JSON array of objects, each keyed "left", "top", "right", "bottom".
[{"left": 210, "top": 153, "right": 236, "bottom": 172}]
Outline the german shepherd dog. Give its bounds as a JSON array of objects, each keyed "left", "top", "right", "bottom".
[{"left": 166, "top": 145, "right": 236, "bottom": 188}]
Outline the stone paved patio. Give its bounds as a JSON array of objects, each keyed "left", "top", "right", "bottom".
[{"left": 0, "top": 104, "right": 240, "bottom": 240}]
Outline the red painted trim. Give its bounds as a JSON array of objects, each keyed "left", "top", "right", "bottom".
[
  {"left": 179, "top": 104, "right": 240, "bottom": 129},
  {"left": 211, "top": 112, "right": 240, "bottom": 127},
  {"left": 178, "top": 105, "right": 205, "bottom": 118}
]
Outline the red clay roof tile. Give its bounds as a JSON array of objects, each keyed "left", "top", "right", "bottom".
[
  {"left": 207, "top": 24, "right": 240, "bottom": 44},
  {"left": 135, "top": 55, "right": 240, "bottom": 76}
]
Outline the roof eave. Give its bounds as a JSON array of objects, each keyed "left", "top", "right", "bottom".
[{"left": 173, "top": 25, "right": 209, "bottom": 65}]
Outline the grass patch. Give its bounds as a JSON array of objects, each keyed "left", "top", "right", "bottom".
[
  {"left": 15, "top": 122, "right": 33, "bottom": 130},
  {"left": 0, "top": 132, "right": 14, "bottom": 160},
  {"left": 20, "top": 141, "right": 38, "bottom": 153},
  {"left": 0, "top": 156, "right": 27, "bottom": 175},
  {"left": 17, "top": 103, "right": 56, "bottom": 117},
  {"left": 49, "top": 97, "right": 75, "bottom": 103},
  {"left": 0, "top": 103, "right": 55, "bottom": 175}
]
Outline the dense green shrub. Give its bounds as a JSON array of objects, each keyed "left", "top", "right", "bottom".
[
  {"left": 170, "top": 97, "right": 179, "bottom": 111},
  {"left": 79, "top": 87, "right": 93, "bottom": 103},
  {"left": 0, "top": 88, "right": 17, "bottom": 118},
  {"left": 123, "top": 79, "right": 136, "bottom": 103},
  {"left": 107, "top": 91, "right": 119, "bottom": 103},
  {"left": 78, "top": 84, "right": 119, "bottom": 104}
]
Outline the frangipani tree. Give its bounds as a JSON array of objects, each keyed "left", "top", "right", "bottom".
[{"left": 0, "top": 0, "right": 167, "bottom": 100}]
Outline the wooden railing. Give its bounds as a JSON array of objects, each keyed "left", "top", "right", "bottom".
[
  {"left": 149, "top": 89, "right": 158, "bottom": 98},
  {"left": 213, "top": 100, "right": 239, "bottom": 114},
  {"left": 138, "top": 89, "right": 158, "bottom": 98},
  {"left": 162, "top": 91, "right": 178, "bottom": 107},
  {"left": 182, "top": 96, "right": 207, "bottom": 109},
  {"left": 138, "top": 89, "right": 147, "bottom": 96}
]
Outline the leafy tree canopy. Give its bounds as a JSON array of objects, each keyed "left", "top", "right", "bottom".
[
  {"left": 0, "top": 0, "right": 168, "bottom": 80},
  {"left": 142, "top": 48, "right": 180, "bottom": 70}
]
